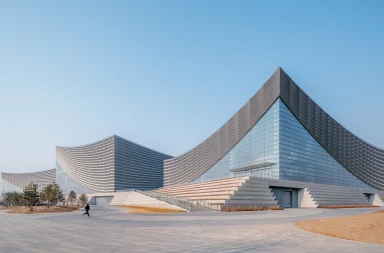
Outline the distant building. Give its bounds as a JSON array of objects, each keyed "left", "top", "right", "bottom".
[
  {"left": 1, "top": 169, "right": 56, "bottom": 194},
  {"left": 56, "top": 135, "right": 172, "bottom": 194}
]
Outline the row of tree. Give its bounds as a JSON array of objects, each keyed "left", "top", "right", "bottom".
[
  {"left": 66, "top": 190, "right": 88, "bottom": 207},
  {"left": 2, "top": 182, "right": 88, "bottom": 210}
]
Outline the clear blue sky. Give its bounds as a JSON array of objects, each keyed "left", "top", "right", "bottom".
[{"left": 1, "top": 1, "right": 384, "bottom": 173}]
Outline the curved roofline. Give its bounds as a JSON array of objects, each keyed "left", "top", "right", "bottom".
[
  {"left": 278, "top": 70, "right": 384, "bottom": 152},
  {"left": 167, "top": 67, "right": 282, "bottom": 160},
  {"left": 113, "top": 135, "right": 173, "bottom": 157},
  {"left": 56, "top": 135, "right": 115, "bottom": 149},
  {"left": 164, "top": 67, "right": 384, "bottom": 189},
  {"left": 57, "top": 134, "right": 173, "bottom": 158},
  {"left": 1, "top": 168, "right": 56, "bottom": 176},
  {"left": 169, "top": 67, "right": 383, "bottom": 161}
]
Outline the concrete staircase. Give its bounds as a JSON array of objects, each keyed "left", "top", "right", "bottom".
[
  {"left": 298, "top": 188, "right": 317, "bottom": 208},
  {"left": 86, "top": 177, "right": 384, "bottom": 211},
  {"left": 155, "top": 176, "right": 278, "bottom": 210},
  {"left": 246, "top": 177, "right": 384, "bottom": 207},
  {"left": 304, "top": 184, "right": 373, "bottom": 206},
  {"left": 371, "top": 193, "right": 384, "bottom": 206},
  {"left": 156, "top": 176, "right": 384, "bottom": 210},
  {"left": 86, "top": 192, "right": 186, "bottom": 211}
]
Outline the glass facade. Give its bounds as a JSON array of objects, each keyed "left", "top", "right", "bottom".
[
  {"left": 195, "top": 99, "right": 371, "bottom": 189},
  {"left": 194, "top": 100, "right": 280, "bottom": 182},
  {"left": 278, "top": 99, "right": 370, "bottom": 188},
  {"left": 56, "top": 163, "right": 95, "bottom": 195}
]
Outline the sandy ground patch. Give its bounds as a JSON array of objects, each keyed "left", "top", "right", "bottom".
[
  {"left": 296, "top": 210, "right": 384, "bottom": 245},
  {"left": 0, "top": 206, "right": 17, "bottom": 210},
  {"left": 319, "top": 205, "right": 379, "bottom": 209},
  {"left": 123, "top": 205, "right": 186, "bottom": 214},
  {"left": 8, "top": 206, "right": 79, "bottom": 214},
  {"left": 221, "top": 206, "right": 283, "bottom": 212}
]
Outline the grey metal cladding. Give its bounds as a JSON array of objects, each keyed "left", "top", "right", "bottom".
[
  {"left": 114, "top": 135, "right": 173, "bottom": 190},
  {"left": 57, "top": 135, "right": 173, "bottom": 192},
  {"left": 1, "top": 168, "right": 56, "bottom": 191},
  {"left": 164, "top": 67, "right": 384, "bottom": 190},
  {"left": 278, "top": 68, "right": 384, "bottom": 190},
  {"left": 163, "top": 68, "right": 281, "bottom": 186},
  {"left": 56, "top": 136, "right": 115, "bottom": 192}
]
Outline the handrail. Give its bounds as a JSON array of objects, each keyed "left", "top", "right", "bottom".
[
  {"left": 135, "top": 190, "right": 191, "bottom": 211},
  {"left": 135, "top": 190, "right": 220, "bottom": 211}
]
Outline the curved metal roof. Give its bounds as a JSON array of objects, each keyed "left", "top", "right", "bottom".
[{"left": 164, "top": 67, "right": 384, "bottom": 190}]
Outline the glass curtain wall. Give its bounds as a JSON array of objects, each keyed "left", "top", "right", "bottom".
[
  {"left": 194, "top": 99, "right": 371, "bottom": 189},
  {"left": 278, "top": 100, "right": 370, "bottom": 189},
  {"left": 56, "top": 163, "right": 95, "bottom": 195},
  {"left": 194, "top": 100, "right": 280, "bottom": 182}
]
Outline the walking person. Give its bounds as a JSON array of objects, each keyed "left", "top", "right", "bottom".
[{"left": 83, "top": 203, "right": 90, "bottom": 217}]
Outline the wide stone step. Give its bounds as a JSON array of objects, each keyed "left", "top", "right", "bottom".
[
  {"left": 307, "top": 186, "right": 368, "bottom": 191},
  {"left": 238, "top": 184, "right": 273, "bottom": 190},
  {"left": 311, "top": 194, "right": 369, "bottom": 199},
  {"left": 233, "top": 191, "right": 275, "bottom": 197},
  {"left": 154, "top": 185, "right": 240, "bottom": 192},
  {"left": 313, "top": 198, "right": 369, "bottom": 203},
  {"left": 314, "top": 200, "right": 371, "bottom": 205},
  {"left": 158, "top": 183, "right": 244, "bottom": 192},
  {"left": 170, "top": 191, "right": 236, "bottom": 197},
  {"left": 237, "top": 186, "right": 272, "bottom": 192},
  {"left": 155, "top": 187, "right": 238, "bottom": 195},
  {"left": 230, "top": 195, "right": 277, "bottom": 201},
  {"left": 225, "top": 199, "right": 278, "bottom": 206},
  {"left": 308, "top": 189, "right": 367, "bottom": 194},
  {"left": 159, "top": 177, "right": 248, "bottom": 190},
  {"left": 157, "top": 186, "right": 240, "bottom": 194},
  {"left": 187, "top": 196, "right": 231, "bottom": 200},
  {"left": 314, "top": 198, "right": 370, "bottom": 202}
]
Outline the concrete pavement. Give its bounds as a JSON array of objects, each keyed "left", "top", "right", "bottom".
[{"left": 0, "top": 206, "right": 383, "bottom": 253}]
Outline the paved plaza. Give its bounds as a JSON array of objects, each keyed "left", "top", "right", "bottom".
[{"left": 1, "top": 206, "right": 384, "bottom": 253}]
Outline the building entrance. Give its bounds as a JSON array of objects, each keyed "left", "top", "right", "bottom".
[
  {"left": 270, "top": 187, "right": 298, "bottom": 208},
  {"left": 283, "top": 191, "right": 292, "bottom": 208}
]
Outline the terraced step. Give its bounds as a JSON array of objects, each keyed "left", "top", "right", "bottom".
[
  {"left": 158, "top": 177, "right": 248, "bottom": 190},
  {"left": 156, "top": 186, "right": 241, "bottom": 195}
]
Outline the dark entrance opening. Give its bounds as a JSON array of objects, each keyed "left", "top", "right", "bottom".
[
  {"left": 283, "top": 191, "right": 292, "bottom": 208},
  {"left": 363, "top": 193, "right": 373, "bottom": 203},
  {"left": 270, "top": 187, "right": 298, "bottom": 208}
]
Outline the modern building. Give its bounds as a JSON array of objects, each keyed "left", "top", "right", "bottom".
[
  {"left": 2, "top": 67, "right": 383, "bottom": 209},
  {"left": 0, "top": 169, "right": 56, "bottom": 195},
  {"left": 56, "top": 135, "right": 173, "bottom": 195},
  {"left": 164, "top": 67, "right": 384, "bottom": 196}
]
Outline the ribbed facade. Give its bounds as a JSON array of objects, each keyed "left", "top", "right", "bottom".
[
  {"left": 1, "top": 168, "right": 56, "bottom": 194},
  {"left": 56, "top": 136, "right": 115, "bottom": 194},
  {"left": 115, "top": 136, "right": 173, "bottom": 191},
  {"left": 56, "top": 135, "right": 172, "bottom": 194},
  {"left": 164, "top": 67, "right": 384, "bottom": 190},
  {"left": 278, "top": 70, "right": 384, "bottom": 190}
]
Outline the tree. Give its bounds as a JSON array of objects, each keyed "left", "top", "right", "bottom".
[
  {"left": 4, "top": 191, "right": 24, "bottom": 206},
  {"left": 3, "top": 192, "right": 12, "bottom": 207},
  {"left": 23, "top": 182, "right": 39, "bottom": 211},
  {"left": 68, "top": 191, "right": 77, "bottom": 206},
  {"left": 79, "top": 194, "right": 88, "bottom": 206},
  {"left": 40, "top": 182, "right": 64, "bottom": 207}
]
